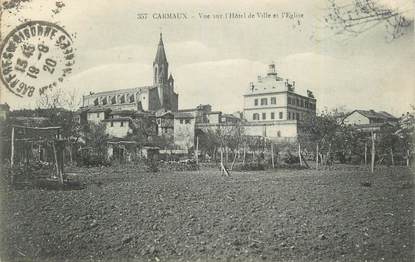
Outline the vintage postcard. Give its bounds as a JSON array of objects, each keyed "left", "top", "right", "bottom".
[{"left": 0, "top": 0, "right": 414, "bottom": 261}]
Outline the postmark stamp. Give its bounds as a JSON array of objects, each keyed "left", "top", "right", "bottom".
[{"left": 0, "top": 20, "right": 75, "bottom": 98}]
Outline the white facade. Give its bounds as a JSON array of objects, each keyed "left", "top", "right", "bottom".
[
  {"left": 86, "top": 111, "right": 106, "bottom": 124},
  {"left": 243, "top": 64, "right": 316, "bottom": 140},
  {"left": 343, "top": 111, "right": 371, "bottom": 125},
  {"left": 104, "top": 120, "right": 132, "bottom": 138},
  {"left": 173, "top": 117, "right": 195, "bottom": 150},
  {"left": 207, "top": 112, "right": 221, "bottom": 124},
  {"left": 243, "top": 121, "right": 298, "bottom": 141}
]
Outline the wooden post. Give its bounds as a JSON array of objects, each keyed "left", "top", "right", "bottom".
[
  {"left": 213, "top": 147, "right": 216, "bottom": 162},
  {"left": 316, "top": 144, "right": 319, "bottom": 169},
  {"left": 271, "top": 142, "right": 275, "bottom": 168},
  {"left": 52, "top": 141, "right": 64, "bottom": 184},
  {"left": 10, "top": 127, "right": 15, "bottom": 167},
  {"left": 195, "top": 136, "right": 199, "bottom": 164},
  {"left": 68, "top": 144, "right": 73, "bottom": 164},
  {"left": 364, "top": 142, "right": 367, "bottom": 165},
  {"left": 220, "top": 147, "right": 224, "bottom": 174},
  {"left": 243, "top": 144, "right": 246, "bottom": 165},
  {"left": 407, "top": 150, "right": 410, "bottom": 167},
  {"left": 298, "top": 143, "right": 303, "bottom": 166},
  {"left": 389, "top": 148, "right": 394, "bottom": 166},
  {"left": 371, "top": 131, "right": 375, "bottom": 173},
  {"left": 230, "top": 149, "right": 237, "bottom": 170}
]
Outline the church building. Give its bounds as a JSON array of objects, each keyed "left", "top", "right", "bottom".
[{"left": 81, "top": 33, "right": 179, "bottom": 113}]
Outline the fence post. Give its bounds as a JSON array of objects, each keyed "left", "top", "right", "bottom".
[
  {"left": 407, "top": 150, "right": 410, "bottom": 167},
  {"left": 195, "top": 136, "right": 199, "bottom": 164},
  {"left": 271, "top": 142, "right": 275, "bottom": 168},
  {"left": 364, "top": 142, "right": 367, "bottom": 165},
  {"left": 298, "top": 143, "right": 303, "bottom": 166},
  {"left": 316, "top": 144, "right": 319, "bottom": 169},
  {"left": 10, "top": 127, "right": 15, "bottom": 168},
  {"left": 243, "top": 144, "right": 246, "bottom": 165},
  {"left": 371, "top": 131, "right": 375, "bottom": 173}
]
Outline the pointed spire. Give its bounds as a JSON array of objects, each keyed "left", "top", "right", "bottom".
[{"left": 154, "top": 32, "right": 167, "bottom": 65}]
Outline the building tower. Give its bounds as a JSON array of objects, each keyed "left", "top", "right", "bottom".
[{"left": 153, "top": 33, "right": 169, "bottom": 108}]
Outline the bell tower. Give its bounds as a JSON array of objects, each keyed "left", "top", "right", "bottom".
[
  {"left": 153, "top": 33, "right": 169, "bottom": 86},
  {"left": 152, "top": 33, "right": 178, "bottom": 111}
]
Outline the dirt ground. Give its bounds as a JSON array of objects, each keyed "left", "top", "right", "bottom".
[{"left": 0, "top": 165, "right": 414, "bottom": 261}]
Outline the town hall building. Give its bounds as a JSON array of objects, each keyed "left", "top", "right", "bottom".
[{"left": 243, "top": 64, "right": 317, "bottom": 141}]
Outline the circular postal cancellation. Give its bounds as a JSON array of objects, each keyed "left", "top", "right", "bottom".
[{"left": 0, "top": 20, "right": 75, "bottom": 98}]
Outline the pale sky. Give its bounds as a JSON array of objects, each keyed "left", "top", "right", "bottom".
[{"left": 1, "top": 0, "right": 414, "bottom": 116}]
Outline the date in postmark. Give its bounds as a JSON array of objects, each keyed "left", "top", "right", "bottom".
[{"left": 0, "top": 21, "right": 75, "bottom": 98}]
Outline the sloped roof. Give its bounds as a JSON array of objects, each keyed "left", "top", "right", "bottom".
[
  {"left": 154, "top": 33, "right": 168, "bottom": 65},
  {"left": 377, "top": 111, "right": 397, "bottom": 119},
  {"left": 109, "top": 110, "right": 136, "bottom": 116},
  {"left": 355, "top": 110, "right": 396, "bottom": 120},
  {"left": 174, "top": 112, "right": 194, "bottom": 119},
  {"left": 102, "top": 117, "right": 132, "bottom": 122},
  {"left": 222, "top": 114, "right": 240, "bottom": 119},
  {"left": 155, "top": 110, "right": 174, "bottom": 118}
]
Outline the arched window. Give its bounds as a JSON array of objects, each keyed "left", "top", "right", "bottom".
[
  {"left": 154, "top": 67, "right": 158, "bottom": 82},
  {"left": 253, "top": 113, "right": 259, "bottom": 120}
]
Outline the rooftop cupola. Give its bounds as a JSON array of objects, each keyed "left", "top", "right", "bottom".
[{"left": 267, "top": 63, "right": 277, "bottom": 76}]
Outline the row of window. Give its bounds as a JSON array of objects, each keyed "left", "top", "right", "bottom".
[
  {"left": 288, "top": 96, "right": 315, "bottom": 109},
  {"left": 252, "top": 112, "right": 284, "bottom": 120},
  {"left": 110, "top": 121, "right": 125, "bottom": 127},
  {"left": 254, "top": 97, "right": 277, "bottom": 106},
  {"left": 179, "top": 119, "right": 191, "bottom": 124},
  {"left": 93, "top": 95, "right": 135, "bottom": 106},
  {"left": 253, "top": 96, "right": 316, "bottom": 110},
  {"left": 252, "top": 111, "right": 307, "bottom": 121},
  {"left": 288, "top": 111, "right": 308, "bottom": 120}
]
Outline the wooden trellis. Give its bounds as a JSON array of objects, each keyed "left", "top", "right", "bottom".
[{"left": 10, "top": 125, "right": 65, "bottom": 184}]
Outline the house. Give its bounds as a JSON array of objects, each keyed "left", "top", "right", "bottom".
[
  {"left": 342, "top": 110, "right": 398, "bottom": 126},
  {"left": 102, "top": 117, "right": 133, "bottom": 138},
  {"left": 173, "top": 112, "right": 195, "bottom": 150},
  {"left": 221, "top": 114, "right": 241, "bottom": 124},
  {"left": 155, "top": 111, "right": 174, "bottom": 137},
  {"left": 242, "top": 63, "right": 317, "bottom": 141}
]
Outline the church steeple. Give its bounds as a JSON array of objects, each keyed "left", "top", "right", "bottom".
[
  {"left": 153, "top": 33, "right": 169, "bottom": 85},
  {"left": 154, "top": 33, "right": 167, "bottom": 65}
]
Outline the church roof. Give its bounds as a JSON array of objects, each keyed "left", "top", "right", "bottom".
[{"left": 154, "top": 33, "right": 168, "bottom": 65}]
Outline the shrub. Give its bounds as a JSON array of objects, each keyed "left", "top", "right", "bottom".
[{"left": 77, "top": 154, "right": 111, "bottom": 167}]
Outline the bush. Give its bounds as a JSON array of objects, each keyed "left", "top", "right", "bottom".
[
  {"left": 280, "top": 153, "right": 300, "bottom": 164},
  {"left": 233, "top": 162, "right": 265, "bottom": 171},
  {"left": 145, "top": 159, "right": 159, "bottom": 172},
  {"left": 77, "top": 154, "right": 111, "bottom": 167}
]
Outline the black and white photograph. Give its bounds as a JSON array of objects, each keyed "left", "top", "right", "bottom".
[{"left": 0, "top": 0, "right": 414, "bottom": 261}]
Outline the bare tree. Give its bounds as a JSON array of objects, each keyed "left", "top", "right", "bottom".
[
  {"left": 323, "top": 0, "right": 413, "bottom": 40},
  {"left": 36, "top": 88, "right": 81, "bottom": 111}
]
